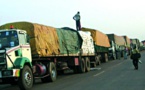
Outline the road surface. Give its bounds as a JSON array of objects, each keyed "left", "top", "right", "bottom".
[{"left": 0, "top": 51, "right": 145, "bottom": 90}]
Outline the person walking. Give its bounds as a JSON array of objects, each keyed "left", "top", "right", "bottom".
[
  {"left": 73, "top": 11, "right": 81, "bottom": 30},
  {"left": 130, "top": 45, "right": 141, "bottom": 70},
  {"left": 124, "top": 47, "right": 128, "bottom": 59}
]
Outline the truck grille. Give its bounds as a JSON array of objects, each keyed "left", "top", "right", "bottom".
[
  {"left": 0, "top": 53, "right": 6, "bottom": 70},
  {"left": 0, "top": 53, "right": 5, "bottom": 63}
]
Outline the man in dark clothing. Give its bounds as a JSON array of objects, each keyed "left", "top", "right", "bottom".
[
  {"left": 130, "top": 45, "right": 141, "bottom": 70},
  {"left": 73, "top": 11, "right": 81, "bottom": 30}
]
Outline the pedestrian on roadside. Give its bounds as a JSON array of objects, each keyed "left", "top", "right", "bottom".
[
  {"left": 130, "top": 45, "right": 141, "bottom": 70},
  {"left": 124, "top": 47, "right": 128, "bottom": 59},
  {"left": 73, "top": 11, "right": 81, "bottom": 30}
]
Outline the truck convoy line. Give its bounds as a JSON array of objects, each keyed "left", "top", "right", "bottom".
[{"left": 0, "top": 22, "right": 142, "bottom": 90}]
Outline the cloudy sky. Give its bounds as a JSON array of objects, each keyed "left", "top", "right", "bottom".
[{"left": 0, "top": 0, "right": 145, "bottom": 41}]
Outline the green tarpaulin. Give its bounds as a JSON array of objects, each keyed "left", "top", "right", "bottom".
[{"left": 56, "top": 28, "right": 82, "bottom": 54}]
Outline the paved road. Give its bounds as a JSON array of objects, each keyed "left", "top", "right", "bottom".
[{"left": 1, "top": 51, "right": 145, "bottom": 90}]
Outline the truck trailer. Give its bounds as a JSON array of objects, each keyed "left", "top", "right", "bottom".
[
  {"left": 106, "top": 34, "right": 126, "bottom": 59},
  {"left": 123, "top": 36, "right": 131, "bottom": 55},
  {"left": 0, "top": 22, "right": 99, "bottom": 90},
  {"left": 130, "top": 38, "right": 140, "bottom": 50},
  {"left": 81, "top": 27, "right": 111, "bottom": 63}
]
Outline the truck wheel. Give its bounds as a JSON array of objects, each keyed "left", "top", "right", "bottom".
[
  {"left": 41, "top": 62, "right": 57, "bottom": 82},
  {"left": 48, "top": 62, "right": 57, "bottom": 82},
  {"left": 85, "top": 57, "right": 90, "bottom": 72},
  {"left": 105, "top": 53, "right": 108, "bottom": 62},
  {"left": 95, "top": 56, "right": 101, "bottom": 65},
  {"left": 18, "top": 65, "right": 33, "bottom": 90},
  {"left": 78, "top": 58, "right": 85, "bottom": 73}
]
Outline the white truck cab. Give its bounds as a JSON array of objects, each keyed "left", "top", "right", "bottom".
[{"left": 0, "top": 29, "right": 33, "bottom": 90}]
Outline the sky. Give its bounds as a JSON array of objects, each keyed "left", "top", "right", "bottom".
[{"left": 0, "top": 0, "right": 145, "bottom": 41}]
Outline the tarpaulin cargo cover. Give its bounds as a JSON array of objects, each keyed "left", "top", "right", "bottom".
[
  {"left": 81, "top": 27, "right": 110, "bottom": 47},
  {"left": 61, "top": 27, "right": 94, "bottom": 55},
  {"left": 56, "top": 28, "right": 82, "bottom": 54},
  {"left": 107, "top": 34, "right": 126, "bottom": 46},
  {"left": 0, "top": 22, "right": 60, "bottom": 57},
  {"left": 123, "top": 36, "right": 130, "bottom": 47}
]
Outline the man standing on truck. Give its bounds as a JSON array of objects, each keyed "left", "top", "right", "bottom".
[{"left": 73, "top": 11, "right": 81, "bottom": 30}]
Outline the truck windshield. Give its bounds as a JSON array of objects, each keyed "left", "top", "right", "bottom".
[{"left": 0, "top": 31, "right": 19, "bottom": 49}]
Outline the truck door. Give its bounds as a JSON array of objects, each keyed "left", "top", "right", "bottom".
[{"left": 18, "top": 32, "right": 32, "bottom": 62}]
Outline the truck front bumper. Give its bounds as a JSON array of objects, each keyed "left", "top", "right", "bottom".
[{"left": 0, "top": 69, "right": 20, "bottom": 78}]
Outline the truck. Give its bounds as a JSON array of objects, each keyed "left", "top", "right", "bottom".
[
  {"left": 141, "top": 40, "right": 145, "bottom": 50},
  {"left": 123, "top": 36, "right": 131, "bottom": 55},
  {"left": 130, "top": 38, "right": 140, "bottom": 50},
  {"left": 123, "top": 36, "right": 131, "bottom": 48},
  {"left": 0, "top": 22, "right": 99, "bottom": 90},
  {"left": 139, "top": 42, "right": 145, "bottom": 51},
  {"left": 106, "top": 34, "right": 126, "bottom": 60},
  {"left": 81, "top": 27, "right": 111, "bottom": 63},
  {"left": 142, "top": 40, "right": 145, "bottom": 46}
]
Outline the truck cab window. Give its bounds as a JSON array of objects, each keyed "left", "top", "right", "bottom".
[
  {"left": 0, "top": 31, "right": 19, "bottom": 48},
  {"left": 19, "top": 33, "right": 26, "bottom": 44}
]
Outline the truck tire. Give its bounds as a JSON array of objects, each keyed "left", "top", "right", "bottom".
[
  {"left": 95, "top": 56, "right": 101, "bottom": 65},
  {"left": 90, "top": 56, "right": 101, "bottom": 67},
  {"left": 41, "top": 62, "right": 57, "bottom": 82},
  {"left": 48, "top": 62, "right": 57, "bottom": 82},
  {"left": 18, "top": 65, "right": 33, "bottom": 90},
  {"left": 78, "top": 58, "right": 85, "bottom": 73},
  {"left": 104, "top": 53, "right": 108, "bottom": 62},
  {"left": 85, "top": 57, "right": 90, "bottom": 72}
]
